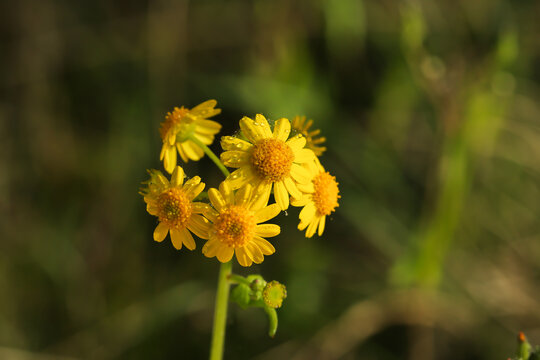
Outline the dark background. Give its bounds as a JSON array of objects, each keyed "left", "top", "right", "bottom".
[{"left": 1, "top": 0, "right": 540, "bottom": 359}]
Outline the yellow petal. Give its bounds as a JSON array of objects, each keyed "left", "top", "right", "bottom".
[
  {"left": 235, "top": 247, "right": 252, "bottom": 267},
  {"left": 249, "top": 181, "right": 272, "bottom": 211},
  {"left": 253, "top": 236, "right": 275, "bottom": 255},
  {"left": 196, "top": 119, "right": 222, "bottom": 134},
  {"left": 202, "top": 240, "right": 221, "bottom": 258},
  {"left": 221, "top": 136, "right": 253, "bottom": 152},
  {"left": 190, "top": 100, "right": 221, "bottom": 118},
  {"left": 182, "top": 140, "right": 204, "bottom": 160},
  {"left": 246, "top": 242, "right": 264, "bottom": 264},
  {"left": 283, "top": 176, "right": 302, "bottom": 199},
  {"left": 171, "top": 166, "right": 185, "bottom": 186},
  {"left": 187, "top": 214, "right": 211, "bottom": 239},
  {"left": 183, "top": 176, "right": 205, "bottom": 199},
  {"left": 239, "top": 116, "right": 263, "bottom": 143},
  {"left": 170, "top": 228, "right": 184, "bottom": 250},
  {"left": 299, "top": 202, "right": 317, "bottom": 226},
  {"left": 193, "top": 132, "right": 213, "bottom": 144},
  {"left": 254, "top": 114, "right": 273, "bottom": 138},
  {"left": 254, "top": 203, "right": 281, "bottom": 223},
  {"left": 255, "top": 224, "right": 280, "bottom": 237},
  {"left": 305, "top": 217, "right": 319, "bottom": 238},
  {"left": 273, "top": 117, "right": 291, "bottom": 142},
  {"left": 219, "top": 181, "right": 234, "bottom": 204},
  {"left": 291, "top": 196, "right": 310, "bottom": 207},
  {"left": 220, "top": 151, "right": 249, "bottom": 168},
  {"left": 225, "top": 166, "right": 255, "bottom": 190},
  {"left": 286, "top": 135, "right": 307, "bottom": 152},
  {"left": 181, "top": 228, "right": 196, "bottom": 250},
  {"left": 164, "top": 146, "right": 177, "bottom": 174},
  {"left": 176, "top": 143, "right": 189, "bottom": 162},
  {"left": 234, "top": 184, "right": 253, "bottom": 207},
  {"left": 290, "top": 164, "right": 313, "bottom": 184},
  {"left": 208, "top": 188, "right": 226, "bottom": 211},
  {"left": 318, "top": 215, "right": 326, "bottom": 236},
  {"left": 216, "top": 246, "right": 234, "bottom": 263},
  {"left": 273, "top": 181, "right": 289, "bottom": 210},
  {"left": 294, "top": 148, "right": 316, "bottom": 163},
  {"left": 153, "top": 223, "right": 169, "bottom": 242}
]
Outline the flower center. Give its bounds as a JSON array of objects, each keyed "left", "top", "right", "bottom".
[
  {"left": 214, "top": 205, "right": 256, "bottom": 247},
  {"left": 312, "top": 171, "right": 340, "bottom": 216},
  {"left": 160, "top": 107, "right": 193, "bottom": 141},
  {"left": 157, "top": 188, "right": 193, "bottom": 227},
  {"left": 250, "top": 138, "right": 294, "bottom": 182}
]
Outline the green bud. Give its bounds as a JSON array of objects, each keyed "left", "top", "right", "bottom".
[
  {"left": 230, "top": 284, "right": 251, "bottom": 309},
  {"left": 262, "top": 281, "right": 287, "bottom": 309}
]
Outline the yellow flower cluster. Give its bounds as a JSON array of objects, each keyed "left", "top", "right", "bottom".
[{"left": 141, "top": 100, "right": 340, "bottom": 266}]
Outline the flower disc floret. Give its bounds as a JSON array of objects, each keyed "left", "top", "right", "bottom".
[
  {"left": 214, "top": 205, "right": 256, "bottom": 247},
  {"left": 251, "top": 138, "right": 294, "bottom": 182},
  {"left": 157, "top": 188, "right": 193, "bottom": 227},
  {"left": 263, "top": 281, "right": 287, "bottom": 309},
  {"left": 312, "top": 172, "right": 340, "bottom": 216}
]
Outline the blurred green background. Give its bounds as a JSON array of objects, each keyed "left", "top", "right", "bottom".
[{"left": 1, "top": 0, "right": 540, "bottom": 359}]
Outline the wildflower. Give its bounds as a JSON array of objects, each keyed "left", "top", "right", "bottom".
[
  {"left": 220, "top": 114, "right": 316, "bottom": 210},
  {"left": 160, "top": 100, "right": 221, "bottom": 173},
  {"left": 141, "top": 166, "right": 212, "bottom": 250},
  {"left": 291, "top": 115, "right": 326, "bottom": 156},
  {"left": 202, "top": 182, "right": 281, "bottom": 267},
  {"left": 292, "top": 159, "right": 340, "bottom": 238}
]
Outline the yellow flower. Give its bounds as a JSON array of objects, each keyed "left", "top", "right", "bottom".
[
  {"left": 291, "top": 115, "right": 326, "bottom": 156},
  {"left": 220, "top": 114, "right": 316, "bottom": 210},
  {"left": 202, "top": 182, "right": 281, "bottom": 267},
  {"left": 141, "top": 166, "right": 212, "bottom": 250},
  {"left": 292, "top": 159, "right": 340, "bottom": 238},
  {"left": 160, "top": 100, "right": 222, "bottom": 173}
]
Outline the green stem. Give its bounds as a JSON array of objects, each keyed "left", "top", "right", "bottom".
[
  {"left": 228, "top": 274, "right": 252, "bottom": 286},
  {"left": 189, "top": 135, "right": 230, "bottom": 177},
  {"left": 189, "top": 134, "right": 232, "bottom": 360},
  {"left": 209, "top": 261, "right": 232, "bottom": 360}
]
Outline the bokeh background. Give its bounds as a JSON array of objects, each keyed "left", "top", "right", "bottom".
[{"left": 1, "top": 0, "right": 540, "bottom": 359}]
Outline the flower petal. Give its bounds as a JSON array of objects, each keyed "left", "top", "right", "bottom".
[
  {"left": 196, "top": 119, "right": 222, "bottom": 134},
  {"left": 254, "top": 203, "right": 281, "bottom": 223},
  {"left": 226, "top": 166, "right": 255, "bottom": 190},
  {"left": 235, "top": 247, "right": 252, "bottom": 267},
  {"left": 283, "top": 176, "right": 302, "bottom": 200},
  {"left": 164, "top": 145, "right": 177, "bottom": 174},
  {"left": 216, "top": 246, "right": 234, "bottom": 263},
  {"left": 253, "top": 236, "right": 275, "bottom": 255},
  {"left": 273, "top": 117, "right": 291, "bottom": 142},
  {"left": 202, "top": 240, "right": 221, "bottom": 258},
  {"left": 246, "top": 242, "right": 264, "bottom": 264},
  {"left": 219, "top": 181, "right": 234, "bottom": 204},
  {"left": 255, "top": 224, "right": 280, "bottom": 238},
  {"left": 208, "top": 188, "right": 226, "bottom": 211},
  {"left": 254, "top": 114, "right": 273, "bottom": 138},
  {"left": 176, "top": 143, "right": 189, "bottom": 162},
  {"left": 181, "top": 140, "right": 204, "bottom": 161},
  {"left": 170, "top": 228, "right": 184, "bottom": 250},
  {"left": 234, "top": 184, "right": 253, "bottom": 207},
  {"left": 299, "top": 202, "right": 317, "bottom": 226},
  {"left": 294, "top": 148, "right": 316, "bottom": 163},
  {"left": 290, "top": 164, "right": 313, "bottom": 184},
  {"left": 220, "top": 151, "right": 250, "bottom": 168},
  {"left": 171, "top": 166, "right": 185, "bottom": 187},
  {"left": 273, "top": 181, "right": 289, "bottom": 210},
  {"left": 239, "top": 116, "right": 263, "bottom": 143},
  {"left": 221, "top": 136, "right": 253, "bottom": 152},
  {"left": 286, "top": 135, "right": 307, "bottom": 152},
  {"left": 187, "top": 214, "right": 211, "bottom": 239},
  {"left": 249, "top": 181, "right": 272, "bottom": 211},
  {"left": 318, "top": 215, "right": 326, "bottom": 236},
  {"left": 305, "top": 216, "right": 320, "bottom": 238},
  {"left": 153, "top": 222, "right": 169, "bottom": 242}
]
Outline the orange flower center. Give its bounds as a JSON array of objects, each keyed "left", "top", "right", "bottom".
[
  {"left": 214, "top": 205, "right": 256, "bottom": 247},
  {"left": 251, "top": 138, "right": 294, "bottom": 182},
  {"left": 157, "top": 188, "right": 192, "bottom": 227},
  {"left": 312, "top": 171, "right": 340, "bottom": 216},
  {"left": 159, "top": 107, "right": 191, "bottom": 141}
]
